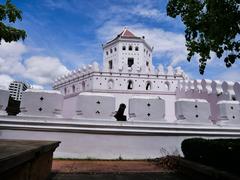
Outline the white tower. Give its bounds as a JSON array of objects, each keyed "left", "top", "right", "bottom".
[{"left": 102, "top": 28, "right": 154, "bottom": 74}]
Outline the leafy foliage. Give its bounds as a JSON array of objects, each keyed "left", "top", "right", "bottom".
[
  {"left": 182, "top": 138, "right": 240, "bottom": 175},
  {"left": 0, "top": 0, "right": 26, "bottom": 43},
  {"left": 167, "top": 0, "right": 240, "bottom": 74}
]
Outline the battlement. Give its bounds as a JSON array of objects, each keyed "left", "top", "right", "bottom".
[{"left": 53, "top": 62, "right": 189, "bottom": 96}]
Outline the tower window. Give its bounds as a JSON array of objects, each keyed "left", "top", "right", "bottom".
[
  {"left": 114, "top": 47, "right": 117, "bottom": 51},
  {"left": 128, "top": 58, "right": 134, "bottom": 67},
  {"left": 106, "top": 51, "right": 108, "bottom": 55},
  {"left": 135, "top": 46, "right": 139, "bottom": 51},
  {"left": 110, "top": 49, "right": 113, "bottom": 53},
  {"left": 109, "top": 60, "right": 113, "bottom": 69},
  {"left": 146, "top": 61, "right": 149, "bottom": 66},
  {"left": 64, "top": 87, "right": 67, "bottom": 95},
  {"left": 127, "top": 80, "right": 133, "bottom": 90},
  {"left": 129, "top": 46, "right": 132, "bottom": 51},
  {"left": 122, "top": 46, "right": 126, "bottom": 50}
]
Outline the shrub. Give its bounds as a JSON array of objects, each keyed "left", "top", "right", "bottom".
[{"left": 181, "top": 138, "right": 240, "bottom": 175}]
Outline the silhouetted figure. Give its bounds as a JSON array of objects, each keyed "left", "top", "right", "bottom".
[{"left": 114, "top": 103, "right": 127, "bottom": 121}]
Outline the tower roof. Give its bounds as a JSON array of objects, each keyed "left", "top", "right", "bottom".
[
  {"left": 118, "top": 28, "right": 137, "bottom": 38},
  {"left": 105, "top": 28, "right": 141, "bottom": 45}
]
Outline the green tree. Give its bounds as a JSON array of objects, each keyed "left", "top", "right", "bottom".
[
  {"left": 167, "top": 0, "right": 240, "bottom": 74},
  {"left": 0, "top": 0, "right": 26, "bottom": 44}
]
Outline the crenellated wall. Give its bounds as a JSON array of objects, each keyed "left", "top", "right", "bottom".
[
  {"left": 177, "top": 80, "right": 240, "bottom": 124},
  {"left": 0, "top": 80, "right": 239, "bottom": 126},
  {"left": 53, "top": 61, "right": 188, "bottom": 97}
]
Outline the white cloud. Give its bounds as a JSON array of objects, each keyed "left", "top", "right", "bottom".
[
  {"left": 0, "top": 40, "right": 69, "bottom": 87},
  {"left": 131, "top": 5, "right": 174, "bottom": 23},
  {"left": 24, "top": 56, "right": 69, "bottom": 85},
  {"left": 31, "top": 84, "right": 44, "bottom": 90},
  {"left": 0, "top": 74, "right": 14, "bottom": 89},
  {"left": 0, "top": 40, "right": 27, "bottom": 75},
  {"left": 96, "top": 22, "right": 187, "bottom": 66}
]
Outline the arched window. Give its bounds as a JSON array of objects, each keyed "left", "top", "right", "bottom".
[
  {"left": 114, "top": 47, "right": 117, "bottom": 51},
  {"left": 72, "top": 85, "right": 75, "bottom": 93},
  {"left": 122, "top": 46, "right": 126, "bottom": 50},
  {"left": 135, "top": 46, "right": 139, "bottom": 51},
  {"left": 129, "top": 46, "right": 132, "bottom": 51},
  {"left": 110, "top": 49, "right": 113, "bottom": 53},
  {"left": 108, "top": 79, "right": 114, "bottom": 89},
  {"left": 146, "top": 81, "right": 151, "bottom": 90},
  {"left": 164, "top": 81, "right": 170, "bottom": 91},
  {"left": 106, "top": 51, "right": 108, "bottom": 55},
  {"left": 127, "top": 80, "right": 133, "bottom": 90},
  {"left": 109, "top": 60, "right": 113, "bottom": 69},
  {"left": 82, "top": 81, "right": 85, "bottom": 91},
  {"left": 64, "top": 87, "right": 67, "bottom": 95}
]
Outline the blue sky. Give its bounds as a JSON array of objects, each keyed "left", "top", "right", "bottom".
[{"left": 0, "top": 0, "right": 239, "bottom": 89}]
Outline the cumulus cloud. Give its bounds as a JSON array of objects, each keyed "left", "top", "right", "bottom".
[
  {"left": 96, "top": 21, "right": 187, "bottom": 66},
  {"left": 0, "top": 40, "right": 27, "bottom": 75},
  {"left": 0, "top": 74, "right": 14, "bottom": 89},
  {"left": 24, "top": 56, "right": 69, "bottom": 85},
  {"left": 0, "top": 40, "right": 69, "bottom": 87}
]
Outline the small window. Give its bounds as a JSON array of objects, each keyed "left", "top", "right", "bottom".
[
  {"left": 135, "top": 46, "right": 139, "bottom": 51},
  {"left": 122, "top": 46, "right": 126, "bottom": 50},
  {"left": 146, "top": 61, "right": 149, "bottom": 66},
  {"left": 64, "top": 87, "right": 67, "bottom": 95},
  {"left": 146, "top": 50, "right": 148, "bottom": 54},
  {"left": 128, "top": 58, "right": 134, "bottom": 67},
  {"left": 127, "top": 80, "right": 133, "bottom": 90},
  {"left": 72, "top": 85, "right": 75, "bottom": 93},
  {"left": 82, "top": 81, "right": 85, "bottom": 91},
  {"left": 129, "top": 46, "right": 132, "bottom": 51},
  {"left": 165, "top": 81, "right": 170, "bottom": 91},
  {"left": 109, "top": 60, "right": 113, "bottom": 69},
  {"left": 106, "top": 51, "right": 108, "bottom": 55},
  {"left": 114, "top": 47, "right": 117, "bottom": 51},
  {"left": 110, "top": 49, "right": 113, "bottom": 53}
]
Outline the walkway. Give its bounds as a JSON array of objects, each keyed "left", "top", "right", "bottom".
[{"left": 51, "top": 160, "right": 190, "bottom": 180}]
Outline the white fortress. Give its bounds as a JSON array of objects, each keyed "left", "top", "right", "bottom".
[
  {"left": 1, "top": 29, "right": 240, "bottom": 159},
  {"left": 52, "top": 29, "right": 188, "bottom": 120}
]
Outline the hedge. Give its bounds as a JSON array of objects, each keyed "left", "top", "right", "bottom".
[{"left": 181, "top": 138, "right": 240, "bottom": 175}]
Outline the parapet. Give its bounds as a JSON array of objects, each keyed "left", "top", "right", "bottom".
[
  {"left": 74, "top": 92, "right": 116, "bottom": 120},
  {"left": 129, "top": 96, "right": 165, "bottom": 121},
  {"left": 19, "top": 89, "right": 63, "bottom": 117},
  {"left": 175, "top": 98, "right": 211, "bottom": 124}
]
